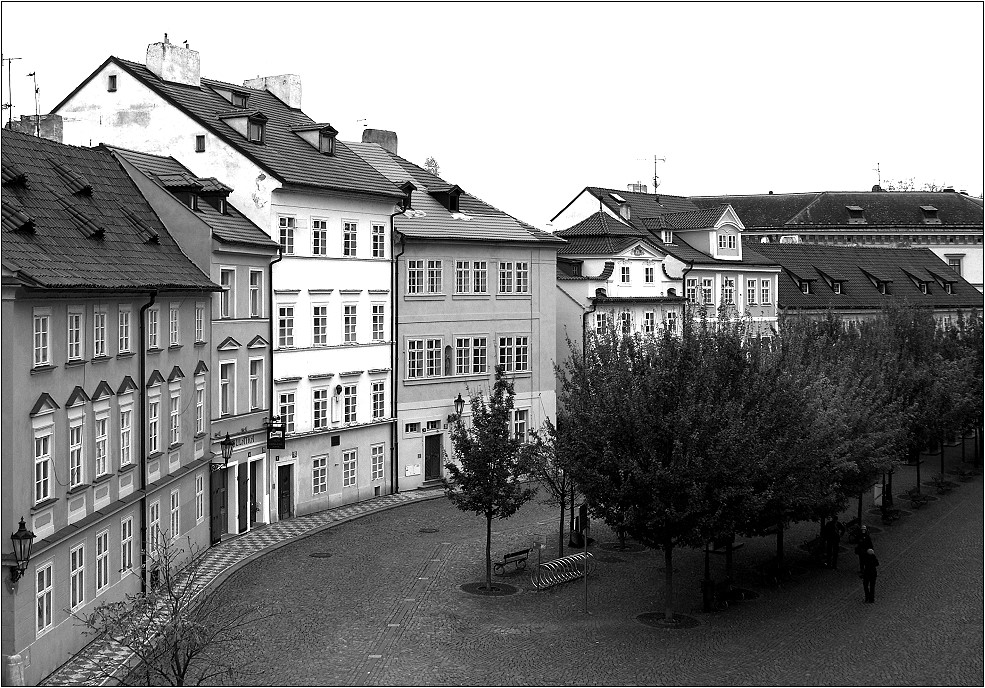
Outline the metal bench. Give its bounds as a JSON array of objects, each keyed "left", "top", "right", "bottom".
[
  {"left": 530, "top": 552, "right": 596, "bottom": 589},
  {"left": 493, "top": 548, "right": 530, "bottom": 575}
]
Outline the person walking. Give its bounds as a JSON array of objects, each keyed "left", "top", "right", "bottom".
[
  {"left": 854, "top": 524, "right": 874, "bottom": 576},
  {"left": 822, "top": 516, "right": 844, "bottom": 569},
  {"left": 861, "top": 548, "right": 879, "bottom": 602}
]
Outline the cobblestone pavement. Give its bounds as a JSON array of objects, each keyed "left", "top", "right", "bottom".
[{"left": 204, "top": 441, "right": 983, "bottom": 687}]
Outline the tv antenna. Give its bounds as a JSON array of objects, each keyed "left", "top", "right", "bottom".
[
  {"left": 2, "top": 55, "right": 23, "bottom": 127},
  {"left": 28, "top": 71, "right": 40, "bottom": 136},
  {"left": 637, "top": 155, "right": 667, "bottom": 189},
  {"left": 873, "top": 162, "right": 881, "bottom": 188}
]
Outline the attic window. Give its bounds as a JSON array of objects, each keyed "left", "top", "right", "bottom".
[
  {"left": 319, "top": 131, "right": 336, "bottom": 155},
  {"left": 662, "top": 230, "right": 673, "bottom": 244},
  {"left": 919, "top": 282, "right": 928, "bottom": 295},
  {"left": 846, "top": 205, "right": 866, "bottom": 224},
  {"left": 107, "top": 74, "right": 118, "bottom": 92},
  {"left": 832, "top": 282, "right": 842, "bottom": 295},
  {"left": 399, "top": 181, "right": 416, "bottom": 210},
  {"left": 920, "top": 205, "right": 941, "bottom": 224},
  {"left": 945, "top": 283, "right": 952, "bottom": 294},
  {"left": 248, "top": 118, "right": 265, "bottom": 144},
  {"left": 878, "top": 282, "right": 887, "bottom": 295},
  {"left": 609, "top": 193, "right": 626, "bottom": 203},
  {"left": 231, "top": 92, "right": 248, "bottom": 108},
  {"left": 800, "top": 281, "right": 811, "bottom": 295},
  {"left": 195, "top": 135, "right": 206, "bottom": 152}
]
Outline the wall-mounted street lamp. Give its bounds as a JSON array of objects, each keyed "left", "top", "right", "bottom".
[
  {"left": 447, "top": 393, "right": 465, "bottom": 423},
  {"left": 9, "top": 518, "right": 36, "bottom": 584},
  {"left": 212, "top": 433, "right": 234, "bottom": 471}
]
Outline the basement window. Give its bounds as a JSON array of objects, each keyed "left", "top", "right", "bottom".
[
  {"left": 195, "top": 135, "right": 205, "bottom": 153},
  {"left": 107, "top": 74, "right": 118, "bottom": 92}
]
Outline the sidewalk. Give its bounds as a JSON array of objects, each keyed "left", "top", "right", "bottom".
[{"left": 40, "top": 487, "right": 446, "bottom": 687}]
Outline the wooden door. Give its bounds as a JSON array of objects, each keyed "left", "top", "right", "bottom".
[
  {"left": 277, "top": 464, "right": 293, "bottom": 520},
  {"left": 209, "top": 467, "right": 226, "bottom": 546},
  {"left": 237, "top": 463, "right": 249, "bottom": 533},
  {"left": 249, "top": 461, "right": 260, "bottom": 527},
  {"left": 424, "top": 434, "right": 442, "bottom": 480}
]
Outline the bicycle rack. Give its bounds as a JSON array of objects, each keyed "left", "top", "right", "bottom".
[{"left": 531, "top": 551, "right": 597, "bottom": 589}]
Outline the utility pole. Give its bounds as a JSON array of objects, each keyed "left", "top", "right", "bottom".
[{"left": 2, "top": 55, "right": 23, "bottom": 127}]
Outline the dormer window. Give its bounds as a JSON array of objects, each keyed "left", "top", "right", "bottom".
[
  {"left": 449, "top": 194, "right": 460, "bottom": 213},
  {"left": 879, "top": 282, "right": 887, "bottom": 295},
  {"left": 919, "top": 282, "right": 928, "bottom": 295},
  {"left": 945, "top": 283, "right": 952, "bottom": 294},
  {"left": 399, "top": 181, "right": 416, "bottom": 210},
  {"left": 248, "top": 117, "right": 265, "bottom": 144},
  {"left": 800, "top": 281, "right": 811, "bottom": 295},
  {"left": 920, "top": 205, "right": 941, "bottom": 224},
  {"left": 428, "top": 184, "right": 463, "bottom": 212},
  {"left": 231, "top": 92, "right": 248, "bottom": 108},
  {"left": 619, "top": 203, "right": 631, "bottom": 221},
  {"left": 319, "top": 131, "right": 336, "bottom": 155},
  {"left": 662, "top": 230, "right": 673, "bottom": 244},
  {"left": 846, "top": 205, "right": 866, "bottom": 224},
  {"left": 832, "top": 282, "right": 842, "bottom": 295}
]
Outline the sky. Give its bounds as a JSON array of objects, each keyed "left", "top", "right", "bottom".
[{"left": 1, "top": 1, "right": 982, "bottom": 229}]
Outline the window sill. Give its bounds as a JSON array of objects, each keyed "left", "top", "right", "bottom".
[
  {"left": 147, "top": 451, "right": 163, "bottom": 460},
  {"left": 404, "top": 372, "right": 492, "bottom": 386},
  {"left": 118, "top": 463, "right": 136, "bottom": 474},
  {"left": 91, "top": 355, "right": 110, "bottom": 364},
  {"left": 451, "top": 294, "right": 491, "bottom": 300},
  {"left": 168, "top": 442, "right": 184, "bottom": 450},
  {"left": 168, "top": 344, "right": 183, "bottom": 351},
  {"left": 92, "top": 473, "right": 113, "bottom": 485},
  {"left": 404, "top": 294, "right": 446, "bottom": 300},
  {"left": 147, "top": 348, "right": 162, "bottom": 355},
  {"left": 117, "top": 351, "right": 136, "bottom": 359},
  {"left": 495, "top": 294, "right": 532, "bottom": 300},
  {"left": 31, "top": 364, "right": 57, "bottom": 374},
  {"left": 67, "top": 483, "right": 90, "bottom": 496},
  {"left": 65, "top": 359, "right": 87, "bottom": 368},
  {"left": 194, "top": 431, "right": 208, "bottom": 439},
  {"left": 31, "top": 498, "right": 59, "bottom": 513}
]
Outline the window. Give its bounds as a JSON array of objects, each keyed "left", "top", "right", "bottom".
[
  {"left": 279, "top": 392, "right": 296, "bottom": 433},
  {"left": 371, "top": 444, "right": 384, "bottom": 480},
  {"left": 93, "top": 308, "right": 107, "bottom": 357},
  {"left": 718, "top": 234, "right": 727, "bottom": 250},
  {"left": 728, "top": 235, "right": 736, "bottom": 249},
  {"left": 666, "top": 311, "right": 678, "bottom": 334},
  {"left": 456, "top": 261, "right": 471, "bottom": 293},
  {"left": 169, "top": 304, "right": 180, "bottom": 346},
  {"left": 372, "top": 224, "right": 385, "bottom": 258},
  {"left": 343, "top": 385, "right": 357, "bottom": 423},
  {"left": 800, "top": 281, "right": 811, "bottom": 295},
  {"left": 919, "top": 282, "right": 928, "bottom": 295},
  {"left": 620, "top": 311, "right": 632, "bottom": 334},
  {"left": 723, "top": 277, "right": 735, "bottom": 304},
  {"left": 249, "top": 271, "right": 263, "bottom": 317},
  {"left": 118, "top": 307, "right": 132, "bottom": 353},
  {"left": 220, "top": 269, "right": 234, "bottom": 318},
  {"left": 121, "top": 516, "right": 133, "bottom": 572},
  {"left": 250, "top": 359, "right": 263, "bottom": 411},
  {"left": 344, "top": 305, "right": 357, "bottom": 343},
  {"left": 833, "top": 282, "right": 842, "bottom": 295},
  {"left": 231, "top": 92, "right": 248, "bottom": 108},
  {"left": 278, "top": 306, "right": 295, "bottom": 347},
  {"left": 499, "top": 262, "right": 514, "bottom": 293},
  {"left": 34, "top": 434, "right": 51, "bottom": 503},
  {"left": 96, "top": 531, "right": 109, "bottom": 593},
  {"left": 516, "top": 262, "right": 529, "bottom": 293},
  {"left": 278, "top": 216, "right": 296, "bottom": 256},
  {"left": 95, "top": 417, "right": 108, "bottom": 476},
  {"left": 195, "top": 135, "right": 205, "bottom": 152},
  {"left": 247, "top": 118, "right": 265, "bottom": 143},
  {"left": 407, "top": 260, "right": 424, "bottom": 294},
  {"left": 169, "top": 489, "right": 180, "bottom": 538},
  {"left": 195, "top": 474, "right": 205, "bottom": 522},
  {"left": 514, "top": 409, "right": 529, "bottom": 441},
  {"left": 342, "top": 449, "right": 357, "bottom": 487},
  {"left": 312, "top": 455, "right": 328, "bottom": 495},
  {"left": 372, "top": 304, "right": 385, "bottom": 341},
  {"left": 455, "top": 338, "right": 471, "bottom": 374},
  {"left": 686, "top": 278, "right": 697, "bottom": 303},
  {"left": 147, "top": 308, "right": 159, "bottom": 348},
  {"left": 107, "top": 74, "right": 118, "bottom": 92},
  {"left": 945, "top": 283, "right": 953, "bottom": 295},
  {"left": 645, "top": 267, "right": 654, "bottom": 284},
  {"left": 472, "top": 337, "right": 488, "bottom": 374},
  {"left": 36, "top": 561, "right": 53, "bottom": 635},
  {"left": 311, "top": 219, "right": 328, "bottom": 256},
  {"left": 195, "top": 388, "right": 204, "bottom": 434},
  {"left": 194, "top": 304, "right": 204, "bottom": 342},
  {"left": 621, "top": 266, "right": 631, "bottom": 283},
  {"left": 427, "top": 260, "right": 443, "bottom": 293},
  {"left": 662, "top": 230, "right": 673, "bottom": 244},
  {"left": 846, "top": 205, "right": 866, "bottom": 224},
  {"left": 148, "top": 401, "right": 160, "bottom": 453},
  {"left": 33, "top": 311, "right": 50, "bottom": 366},
  {"left": 405, "top": 422, "right": 421, "bottom": 434},
  {"left": 313, "top": 389, "right": 328, "bottom": 429},
  {"left": 595, "top": 312, "right": 612, "bottom": 335},
  {"left": 879, "top": 282, "right": 887, "bottom": 295},
  {"left": 372, "top": 381, "right": 385, "bottom": 419},
  {"left": 70, "top": 544, "right": 85, "bottom": 610},
  {"left": 473, "top": 261, "right": 488, "bottom": 293},
  {"left": 219, "top": 363, "right": 234, "bottom": 416},
  {"left": 67, "top": 310, "right": 83, "bottom": 361},
  {"left": 69, "top": 421, "right": 84, "bottom": 487},
  {"left": 319, "top": 130, "right": 335, "bottom": 154},
  {"left": 407, "top": 339, "right": 424, "bottom": 378},
  {"left": 701, "top": 278, "right": 714, "bottom": 305},
  {"left": 306, "top": 305, "right": 327, "bottom": 346},
  {"left": 426, "top": 338, "right": 443, "bottom": 377},
  {"left": 948, "top": 256, "right": 963, "bottom": 276},
  {"left": 149, "top": 501, "right": 161, "bottom": 552},
  {"left": 343, "top": 221, "right": 358, "bottom": 257},
  {"left": 761, "top": 279, "right": 772, "bottom": 304},
  {"left": 499, "top": 336, "right": 528, "bottom": 372},
  {"left": 119, "top": 409, "right": 132, "bottom": 466},
  {"left": 643, "top": 311, "right": 655, "bottom": 334},
  {"left": 747, "top": 279, "right": 757, "bottom": 305}
]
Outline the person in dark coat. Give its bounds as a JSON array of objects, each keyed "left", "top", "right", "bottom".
[
  {"left": 861, "top": 548, "right": 879, "bottom": 602},
  {"left": 854, "top": 525, "right": 874, "bottom": 575},
  {"left": 822, "top": 516, "right": 844, "bottom": 569}
]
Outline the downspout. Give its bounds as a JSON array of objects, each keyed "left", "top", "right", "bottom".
[
  {"left": 390, "top": 212, "right": 407, "bottom": 495},
  {"left": 267, "top": 247, "right": 283, "bottom": 414},
  {"left": 138, "top": 290, "right": 158, "bottom": 595}
]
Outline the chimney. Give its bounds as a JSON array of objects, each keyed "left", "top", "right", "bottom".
[
  {"left": 146, "top": 35, "right": 201, "bottom": 86},
  {"left": 768, "top": 190, "right": 774, "bottom": 194},
  {"left": 243, "top": 74, "right": 302, "bottom": 109},
  {"left": 8, "top": 114, "right": 63, "bottom": 143},
  {"left": 871, "top": 184, "right": 884, "bottom": 192},
  {"left": 362, "top": 128, "right": 398, "bottom": 154}
]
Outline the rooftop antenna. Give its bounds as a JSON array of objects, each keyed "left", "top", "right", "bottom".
[
  {"left": 28, "top": 71, "right": 39, "bottom": 136},
  {"left": 652, "top": 155, "right": 666, "bottom": 190},
  {"left": 2, "top": 55, "right": 23, "bottom": 127},
  {"left": 356, "top": 118, "right": 368, "bottom": 128},
  {"left": 873, "top": 162, "right": 881, "bottom": 188}
]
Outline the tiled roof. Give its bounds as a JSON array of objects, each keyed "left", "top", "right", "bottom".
[
  {"left": 61, "top": 57, "right": 404, "bottom": 199},
  {"left": 346, "top": 142, "right": 563, "bottom": 245},
  {"left": 746, "top": 243, "right": 980, "bottom": 310},
  {"left": 585, "top": 187, "right": 701, "bottom": 225},
  {"left": 691, "top": 191, "right": 984, "bottom": 229},
  {"left": 650, "top": 205, "right": 730, "bottom": 230},
  {"left": 109, "top": 146, "right": 277, "bottom": 248},
  {"left": 557, "top": 235, "right": 641, "bottom": 256},
  {"left": 1, "top": 129, "right": 218, "bottom": 291},
  {"left": 556, "top": 211, "right": 643, "bottom": 238}
]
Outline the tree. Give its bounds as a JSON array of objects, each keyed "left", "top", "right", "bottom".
[
  {"left": 523, "top": 416, "right": 572, "bottom": 556},
  {"left": 444, "top": 366, "right": 538, "bottom": 590},
  {"left": 71, "top": 534, "right": 274, "bottom": 686}
]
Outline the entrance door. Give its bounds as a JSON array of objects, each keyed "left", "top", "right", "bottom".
[
  {"left": 209, "top": 468, "right": 226, "bottom": 546},
  {"left": 424, "top": 434, "right": 443, "bottom": 480},
  {"left": 250, "top": 461, "right": 261, "bottom": 527},
  {"left": 237, "top": 463, "right": 249, "bottom": 533},
  {"left": 277, "top": 464, "right": 293, "bottom": 520}
]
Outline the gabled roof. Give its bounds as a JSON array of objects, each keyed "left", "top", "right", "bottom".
[
  {"left": 194, "top": 360, "right": 209, "bottom": 376},
  {"left": 146, "top": 369, "right": 165, "bottom": 387},
  {"left": 66, "top": 385, "right": 90, "bottom": 407},
  {"left": 57, "top": 57, "right": 404, "bottom": 200},
  {"left": 556, "top": 211, "right": 643, "bottom": 238},
  {"left": 116, "top": 376, "right": 138, "bottom": 395},
  {"left": 746, "top": 244, "right": 980, "bottom": 310},
  {"left": 30, "top": 392, "right": 60, "bottom": 416},
  {"left": 1, "top": 129, "right": 217, "bottom": 292},
  {"left": 91, "top": 380, "right": 115, "bottom": 400},
  {"left": 651, "top": 205, "right": 731, "bottom": 230},
  {"left": 346, "top": 142, "right": 564, "bottom": 245},
  {"left": 247, "top": 335, "right": 268, "bottom": 348},
  {"left": 564, "top": 187, "right": 702, "bottom": 226},
  {"left": 168, "top": 365, "right": 185, "bottom": 382}
]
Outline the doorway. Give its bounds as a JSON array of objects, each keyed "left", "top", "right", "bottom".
[
  {"left": 250, "top": 460, "right": 261, "bottom": 527},
  {"left": 424, "top": 434, "right": 443, "bottom": 481},
  {"left": 209, "top": 467, "right": 226, "bottom": 546},
  {"left": 277, "top": 464, "right": 293, "bottom": 520},
  {"left": 237, "top": 463, "right": 249, "bottom": 533}
]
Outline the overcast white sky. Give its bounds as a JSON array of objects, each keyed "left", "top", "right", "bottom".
[{"left": 2, "top": 1, "right": 982, "bottom": 228}]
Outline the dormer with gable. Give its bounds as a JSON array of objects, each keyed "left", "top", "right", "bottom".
[{"left": 292, "top": 123, "right": 338, "bottom": 156}]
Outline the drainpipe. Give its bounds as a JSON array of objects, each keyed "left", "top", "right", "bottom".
[
  {"left": 389, "top": 210, "right": 407, "bottom": 494},
  {"left": 138, "top": 290, "right": 157, "bottom": 595},
  {"left": 267, "top": 247, "right": 283, "bottom": 414}
]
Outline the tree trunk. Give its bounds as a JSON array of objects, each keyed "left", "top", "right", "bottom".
[
  {"left": 977, "top": 424, "right": 983, "bottom": 468},
  {"left": 962, "top": 430, "right": 967, "bottom": 464},
  {"left": 857, "top": 490, "right": 864, "bottom": 523},
  {"left": 663, "top": 543, "right": 675, "bottom": 622},
  {"left": 725, "top": 538, "right": 734, "bottom": 588},
  {"left": 775, "top": 521, "right": 785, "bottom": 573},
  {"left": 915, "top": 446, "right": 922, "bottom": 492},
  {"left": 940, "top": 438, "right": 946, "bottom": 477},
  {"left": 485, "top": 514, "right": 493, "bottom": 590},
  {"left": 557, "top": 500, "right": 565, "bottom": 557}
]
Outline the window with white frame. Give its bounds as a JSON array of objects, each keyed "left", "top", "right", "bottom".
[
  {"left": 686, "top": 278, "right": 697, "bottom": 303},
  {"left": 220, "top": 269, "right": 234, "bottom": 318},
  {"left": 455, "top": 338, "right": 471, "bottom": 374},
  {"left": 372, "top": 224, "right": 386, "bottom": 258},
  {"left": 516, "top": 262, "right": 529, "bottom": 293},
  {"left": 69, "top": 420, "right": 84, "bottom": 487},
  {"left": 67, "top": 309, "right": 83, "bottom": 361},
  {"left": 95, "top": 416, "right": 108, "bottom": 476},
  {"left": 407, "top": 260, "right": 424, "bottom": 294},
  {"left": 119, "top": 408, "right": 132, "bottom": 466},
  {"left": 70, "top": 543, "right": 85, "bottom": 610},
  {"left": 170, "top": 392, "right": 180, "bottom": 445},
  {"left": 747, "top": 279, "right": 757, "bottom": 305},
  {"left": 701, "top": 278, "right": 714, "bottom": 305},
  {"left": 195, "top": 388, "right": 204, "bottom": 435},
  {"left": 279, "top": 216, "right": 295, "bottom": 255},
  {"left": 280, "top": 392, "right": 296, "bottom": 433},
  {"left": 312, "top": 455, "right": 328, "bottom": 494},
  {"left": 499, "top": 262, "right": 527, "bottom": 293},
  {"left": 645, "top": 266, "right": 654, "bottom": 284},
  {"left": 149, "top": 500, "right": 161, "bottom": 552},
  {"left": 195, "top": 473, "right": 205, "bottom": 522},
  {"left": 343, "top": 221, "right": 358, "bottom": 257},
  {"left": 342, "top": 449, "right": 357, "bottom": 487},
  {"left": 36, "top": 561, "right": 53, "bottom": 635},
  {"left": 121, "top": 516, "right": 133, "bottom": 572},
  {"left": 371, "top": 444, "right": 384, "bottom": 480},
  {"left": 472, "top": 337, "right": 488, "bottom": 373},
  {"left": 312, "top": 305, "right": 328, "bottom": 346},
  {"left": 947, "top": 256, "right": 962, "bottom": 275},
  {"left": 278, "top": 306, "right": 295, "bottom": 347},
  {"left": 723, "top": 277, "right": 735, "bottom": 304},
  {"left": 643, "top": 311, "right": 655, "bottom": 334},
  {"left": 219, "top": 362, "right": 234, "bottom": 417},
  {"left": 148, "top": 400, "right": 160, "bottom": 453},
  {"left": 311, "top": 219, "right": 328, "bottom": 256},
  {"left": 169, "top": 304, "right": 180, "bottom": 345},
  {"left": 313, "top": 389, "right": 328, "bottom": 429},
  {"left": 666, "top": 311, "right": 678, "bottom": 334},
  {"left": 621, "top": 266, "right": 630, "bottom": 284},
  {"left": 456, "top": 261, "right": 471, "bottom": 293},
  {"left": 620, "top": 311, "right": 632, "bottom": 333},
  {"left": 34, "top": 432, "right": 51, "bottom": 503},
  {"left": 426, "top": 338, "right": 442, "bottom": 377},
  {"left": 372, "top": 304, "right": 385, "bottom": 341},
  {"left": 800, "top": 281, "right": 811, "bottom": 295},
  {"left": 499, "top": 261, "right": 514, "bottom": 293},
  {"left": 761, "top": 279, "right": 772, "bottom": 304},
  {"left": 407, "top": 339, "right": 424, "bottom": 378},
  {"left": 372, "top": 381, "right": 385, "bottom": 419},
  {"left": 169, "top": 489, "right": 180, "bottom": 538},
  {"left": 498, "top": 336, "right": 528, "bottom": 372},
  {"left": 513, "top": 409, "right": 528, "bottom": 440},
  {"left": 427, "top": 260, "right": 443, "bottom": 293},
  {"left": 93, "top": 307, "right": 107, "bottom": 357},
  {"left": 595, "top": 312, "right": 612, "bottom": 335},
  {"left": 34, "top": 310, "right": 50, "bottom": 367},
  {"left": 96, "top": 530, "right": 109, "bottom": 593},
  {"left": 472, "top": 261, "right": 488, "bottom": 293},
  {"left": 147, "top": 308, "right": 159, "bottom": 349},
  {"left": 194, "top": 303, "right": 204, "bottom": 342},
  {"left": 249, "top": 270, "right": 263, "bottom": 317},
  {"left": 343, "top": 384, "right": 357, "bottom": 423},
  {"left": 250, "top": 359, "right": 263, "bottom": 410},
  {"left": 344, "top": 305, "right": 357, "bottom": 343}
]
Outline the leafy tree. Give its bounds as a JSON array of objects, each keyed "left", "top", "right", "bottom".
[
  {"left": 523, "top": 417, "right": 572, "bottom": 555},
  {"left": 444, "top": 366, "right": 537, "bottom": 589}
]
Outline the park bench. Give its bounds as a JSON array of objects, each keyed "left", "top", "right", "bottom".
[{"left": 494, "top": 548, "right": 530, "bottom": 575}]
